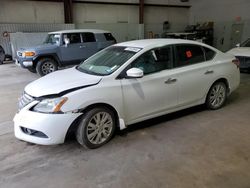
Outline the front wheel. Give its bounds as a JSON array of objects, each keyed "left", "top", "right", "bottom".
[
  {"left": 206, "top": 82, "right": 227, "bottom": 110},
  {"left": 36, "top": 58, "right": 58, "bottom": 76},
  {"left": 76, "top": 107, "right": 116, "bottom": 149}
]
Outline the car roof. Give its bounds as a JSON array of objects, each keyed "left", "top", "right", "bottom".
[
  {"left": 115, "top": 39, "right": 217, "bottom": 50},
  {"left": 49, "top": 29, "right": 110, "bottom": 34}
]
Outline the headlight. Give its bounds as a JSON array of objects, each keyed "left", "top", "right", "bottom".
[
  {"left": 23, "top": 51, "right": 36, "bottom": 57},
  {"left": 33, "top": 97, "right": 68, "bottom": 113}
]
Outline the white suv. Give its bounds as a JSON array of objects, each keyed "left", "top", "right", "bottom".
[{"left": 14, "top": 39, "right": 240, "bottom": 149}]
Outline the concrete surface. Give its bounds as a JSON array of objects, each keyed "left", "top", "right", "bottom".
[{"left": 0, "top": 62, "right": 250, "bottom": 188}]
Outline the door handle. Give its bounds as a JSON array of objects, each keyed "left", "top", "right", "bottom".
[
  {"left": 80, "top": 45, "right": 86, "bottom": 48},
  {"left": 164, "top": 78, "right": 177, "bottom": 84},
  {"left": 204, "top": 70, "right": 214, "bottom": 75}
]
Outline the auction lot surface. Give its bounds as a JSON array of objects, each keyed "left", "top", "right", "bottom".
[{"left": 1, "top": 62, "right": 250, "bottom": 188}]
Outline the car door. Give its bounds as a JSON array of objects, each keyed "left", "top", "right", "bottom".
[
  {"left": 80, "top": 32, "right": 98, "bottom": 59},
  {"left": 120, "top": 46, "right": 178, "bottom": 124},
  {"left": 59, "top": 33, "right": 84, "bottom": 64},
  {"left": 172, "top": 44, "right": 217, "bottom": 106}
]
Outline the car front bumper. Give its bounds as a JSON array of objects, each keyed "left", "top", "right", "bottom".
[{"left": 13, "top": 102, "right": 82, "bottom": 145}]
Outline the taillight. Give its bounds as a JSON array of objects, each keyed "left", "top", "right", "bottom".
[{"left": 232, "top": 59, "right": 240, "bottom": 68}]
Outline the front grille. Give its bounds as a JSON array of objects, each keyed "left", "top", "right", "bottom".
[
  {"left": 18, "top": 92, "right": 34, "bottom": 110},
  {"left": 17, "top": 51, "right": 22, "bottom": 57}
]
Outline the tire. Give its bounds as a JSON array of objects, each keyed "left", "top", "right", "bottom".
[
  {"left": 27, "top": 67, "right": 37, "bottom": 73},
  {"left": 76, "top": 107, "right": 116, "bottom": 149},
  {"left": 0, "top": 45, "right": 5, "bottom": 65},
  {"left": 206, "top": 82, "right": 227, "bottom": 110},
  {"left": 36, "top": 58, "right": 58, "bottom": 76}
]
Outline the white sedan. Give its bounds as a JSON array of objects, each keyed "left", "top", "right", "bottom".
[
  {"left": 14, "top": 39, "right": 240, "bottom": 149},
  {"left": 227, "top": 38, "right": 250, "bottom": 71}
]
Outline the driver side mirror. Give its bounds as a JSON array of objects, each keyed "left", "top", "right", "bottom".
[
  {"left": 64, "top": 37, "right": 70, "bottom": 47},
  {"left": 126, "top": 68, "right": 144, "bottom": 78},
  {"left": 236, "top": 43, "right": 240, "bottom": 47}
]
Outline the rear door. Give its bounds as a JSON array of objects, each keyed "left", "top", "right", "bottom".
[
  {"left": 173, "top": 44, "right": 216, "bottom": 106},
  {"left": 80, "top": 32, "right": 98, "bottom": 59}
]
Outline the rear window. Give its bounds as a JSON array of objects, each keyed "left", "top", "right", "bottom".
[
  {"left": 174, "top": 44, "right": 205, "bottom": 68},
  {"left": 203, "top": 47, "right": 216, "bottom": 61},
  {"left": 82, "top": 32, "right": 96, "bottom": 42},
  {"left": 104, "top": 33, "right": 116, "bottom": 41}
]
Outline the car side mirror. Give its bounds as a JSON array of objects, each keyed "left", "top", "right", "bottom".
[
  {"left": 64, "top": 38, "right": 70, "bottom": 47},
  {"left": 236, "top": 43, "right": 240, "bottom": 47},
  {"left": 126, "top": 68, "right": 144, "bottom": 78}
]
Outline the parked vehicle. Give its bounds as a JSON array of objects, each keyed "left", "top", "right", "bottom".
[
  {"left": 14, "top": 39, "right": 240, "bottom": 149},
  {"left": 227, "top": 38, "right": 250, "bottom": 71},
  {"left": 0, "top": 45, "right": 5, "bottom": 65},
  {"left": 16, "top": 29, "right": 116, "bottom": 76}
]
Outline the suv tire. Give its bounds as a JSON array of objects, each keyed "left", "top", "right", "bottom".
[
  {"left": 76, "top": 107, "right": 116, "bottom": 149},
  {"left": 36, "top": 58, "right": 58, "bottom": 76},
  {"left": 0, "top": 45, "right": 5, "bottom": 65}
]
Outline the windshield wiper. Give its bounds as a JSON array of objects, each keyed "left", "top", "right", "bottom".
[{"left": 76, "top": 66, "right": 106, "bottom": 76}]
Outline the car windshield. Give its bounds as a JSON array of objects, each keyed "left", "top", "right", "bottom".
[
  {"left": 77, "top": 46, "right": 141, "bottom": 76},
  {"left": 44, "top": 34, "right": 61, "bottom": 45}
]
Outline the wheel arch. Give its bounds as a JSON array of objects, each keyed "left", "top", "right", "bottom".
[
  {"left": 33, "top": 54, "right": 61, "bottom": 67},
  {"left": 211, "top": 78, "right": 230, "bottom": 94},
  {"left": 64, "top": 103, "right": 121, "bottom": 142}
]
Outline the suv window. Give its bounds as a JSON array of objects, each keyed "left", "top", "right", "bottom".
[
  {"left": 104, "top": 33, "right": 116, "bottom": 41},
  {"left": 63, "top": 33, "right": 81, "bottom": 44},
  {"left": 174, "top": 44, "right": 205, "bottom": 68},
  {"left": 203, "top": 47, "right": 215, "bottom": 61},
  {"left": 131, "top": 46, "right": 172, "bottom": 75},
  {"left": 82, "top": 32, "right": 96, "bottom": 42}
]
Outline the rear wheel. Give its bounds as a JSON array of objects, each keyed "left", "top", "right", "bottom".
[
  {"left": 0, "top": 45, "right": 5, "bottom": 65},
  {"left": 36, "top": 58, "right": 58, "bottom": 76},
  {"left": 206, "top": 82, "right": 227, "bottom": 110},
  {"left": 76, "top": 107, "right": 116, "bottom": 149}
]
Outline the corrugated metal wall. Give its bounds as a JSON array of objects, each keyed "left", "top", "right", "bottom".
[
  {"left": 10, "top": 32, "right": 48, "bottom": 59},
  {"left": 0, "top": 23, "right": 75, "bottom": 55}
]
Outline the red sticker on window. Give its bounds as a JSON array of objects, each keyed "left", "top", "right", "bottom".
[{"left": 186, "top": 50, "right": 192, "bottom": 58}]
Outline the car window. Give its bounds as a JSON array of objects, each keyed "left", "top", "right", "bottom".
[
  {"left": 104, "top": 33, "right": 116, "bottom": 41},
  {"left": 63, "top": 33, "right": 81, "bottom": 44},
  {"left": 174, "top": 44, "right": 205, "bottom": 68},
  {"left": 82, "top": 32, "right": 96, "bottom": 42},
  {"left": 44, "top": 34, "right": 61, "bottom": 45},
  {"left": 131, "top": 46, "right": 172, "bottom": 75},
  {"left": 203, "top": 47, "right": 216, "bottom": 61}
]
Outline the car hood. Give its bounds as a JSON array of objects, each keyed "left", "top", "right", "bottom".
[
  {"left": 18, "top": 43, "right": 58, "bottom": 52},
  {"left": 25, "top": 67, "right": 102, "bottom": 98},
  {"left": 227, "top": 47, "right": 250, "bottom": 57}
]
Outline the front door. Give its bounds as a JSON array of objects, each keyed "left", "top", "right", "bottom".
[
  {"left": 59, "top": 33, "right": 85, "bottom": 64},
  {"left": 121, "top": 46, "right": 178, "bottom": 124}
]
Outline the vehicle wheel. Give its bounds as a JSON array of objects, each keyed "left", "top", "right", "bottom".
[
  {"left": 36, "top": 58, "right": 58, "bottom": 76},
  {"left": 76, "top": 107, "right": 116, "bottom": 149},
  {"left": 27, "top": 67, "right": 37, "bottom": 73},
  {"left": 206, "top": 82, "right": 227, "bottom": 110},
  {"left": 0, "top": 45, "right": 5, "bottom": 65}
]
